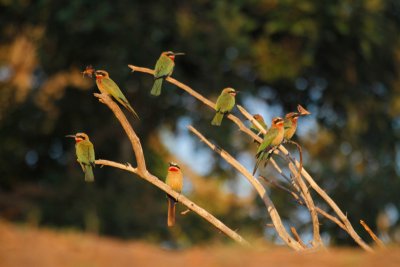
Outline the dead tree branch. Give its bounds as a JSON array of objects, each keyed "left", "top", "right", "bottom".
[
  {"left": 360, "top": 220, "right": 385, "bottom": 249},
  {"left": 94, "top": 93, "right": 249, "bottom": 246},
  {"left": 188, "top": 125, "right": 304, "bottom": 251},
  {"left": 127, "top": 64, "right": 373, "bottom": 252}
]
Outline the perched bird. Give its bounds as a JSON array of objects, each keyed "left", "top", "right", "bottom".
[
  {"left": 211, "top": 87, "right": 237, "bottom": 126},
  {"left": 151, "top": 51, "right": 185, "bottom": 96},
  {"left": 283, "top": 112, "right": 301, "bottom": 141},
  {"left": 66, "top": 133, "right": 95, "bottom": 182},
  {"left": 165, "top": 162, "right": 183, "bottom": 227},
  {"left": 253, "top": 117, "right": 285, "bottom": 174},
  {"left": 250, "top": 114, "right": 268, "bottom": 136},
  {"left": 95, "top": 70, "right": 140, "bottom": 120}
]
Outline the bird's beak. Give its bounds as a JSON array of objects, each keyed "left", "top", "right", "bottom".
[
  {"left": 173, "top": 52, "right": 185, "bottom": 56},
  {"left": 65, "top": 135, "right": 76, "bottom": 138}
]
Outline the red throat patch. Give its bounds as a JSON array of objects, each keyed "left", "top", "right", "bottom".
[
  {"left": 168, "top": 55, "right": 175, "bottom": 61},
  {"left": 75, "top": 138, "right": 83, "bottom": 143},
  {"left": 168, "top": 166, "right": 179, "bottom": 172}
]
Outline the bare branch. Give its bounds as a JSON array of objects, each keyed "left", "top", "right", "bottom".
[
  {"left": 188, "top": 125, "right": 304, "bottom": 251},
  {"left": 127, "top": 64, "right": 373, "bottom": 252},
  {"left": 290, "top": 227, "right": 307, "bottom": 248},
  {"left": 93, "top": 93, "right": 249, "bottom": 246},
  {"left": 288, "top": 162, "right": 323, "bottom": 247},
  {"left": 95, "top": 159, "right": 249, "bottom": 246},
  {"left": 238, "top": 103, "right": 373, "bottom": 252},
  {"left": 94, "top": 93, "right": 146, "bottom": 174},
  {"left": 360, "top": 220, "right": 385, "bottom": 249},
  {"left": 279, "top": 146, "right": 373, "bottom": 252},
  {"left": 261, "top": 176, "right": 347, "bottom": 231}
]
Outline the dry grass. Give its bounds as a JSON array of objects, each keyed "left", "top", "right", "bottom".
[{"left": 0, "top": 220, "right": 399, "bottom": 267}]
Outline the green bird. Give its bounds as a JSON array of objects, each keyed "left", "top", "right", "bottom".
[
  {"left": 253, "top": 117, "right": 285, "bottom": 175},
  {"left": 211, "top": 87, "right": 237, "bottom": 126},
  {"left": 250, "top": 114, "right": 268, "bottom": 136},
  {"left": 95, "top": 70, "right": 140, "bottom": 120},
  {"left": 66, "top": 133, "right": 95, "bottom": 182},
  {"left": 151, "top": 51, "right": 185, "bottom": 96},
  {"left": 283, "top": 112, "right": 301, "bottom": 141}
]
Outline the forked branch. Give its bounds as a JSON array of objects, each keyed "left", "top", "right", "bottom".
[
  {"left": 94, "top": 93, "right": 249, "bottom": 246},
  {"left": 188, "top": 125, "right": 304, "bottom": 251},
  {"left": 127, "top": 64, "right": 373, "bottom": 252}
]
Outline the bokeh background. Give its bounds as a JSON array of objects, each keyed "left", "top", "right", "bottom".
[{"left": 1, "top": 0, "right": 400, "bottom": 248}]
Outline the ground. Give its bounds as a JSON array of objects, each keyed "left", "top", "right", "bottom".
[{"left": 0, "top": 220, "right": 399, "bottom": 267}]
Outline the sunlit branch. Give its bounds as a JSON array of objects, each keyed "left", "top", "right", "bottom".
[
  {"left": 188, "top": 125, "right": 304, "bottom": 251},
  {"left": 360, "top": 220, "right": 385, "bottom": 249},
  {"left": 94, "top": 93, "right": 249, "bottom": 246},
  {"left": 127, "top": 64, "right": 373, "bottom": 252}
]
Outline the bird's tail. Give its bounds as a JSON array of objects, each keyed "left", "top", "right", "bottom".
[
  {"left": 167, "top": 196, "right": 176, "bottom": 227},
  {"left": 252, "top": 153, "right": 263, "bottom": 175},
  {"left": 151, "top": 78, "right": 163, "bottom": 96},
  {"left": 84, "top": 166, "right": 94, "bottom": 182},
  {"left": 211, "top": 112, "right": 224, "bottom": 126},
  {"left": 126, "top": 103, "right": 140, "bottom": 120},
  {"left": 119, "top": 98, "right": 140, "bottom": 120}
]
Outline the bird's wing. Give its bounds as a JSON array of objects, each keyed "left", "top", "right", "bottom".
[
  {"left": 215, "top": 93, "right": 234, "bottom": 113},
  {"left": 154, "top": 56, "right": 174, "bottom": 79},
  {"left": 76, "top": 142, "right": 89, "bottom": 165},
  {"left": 256, "top": 127, "right": 278, "bottom": 156},
  {"left": 88, "top": 141, "right": 95, "bottom": 167},
  {"left": 102, "top": 78, "right": 129, "bottom": 102},
  {"left": 284, "top": 119, "right": 292, "bottom": 130}
]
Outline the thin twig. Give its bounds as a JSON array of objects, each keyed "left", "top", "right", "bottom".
[
  {"left": 94, "top": 93, "right": 249, "bottom": 246},
  {"left": 237, "top": 104, "right": 372, "bottom": 252},
  {"left": 261, "top": 176, "right": 347, "bottom": 231},
  {"left": 188, "top": 125, "right": 304, "bottom": 251},
  {"left": 360, "top": 220, "right": 385, "bottom": 249},
  {"left": 279, "top": 146, "right": 373, "bottom": 252},
  {"left": 128, "top": 64, "right": 373, "bottom": 252},
  {"left": 288, "top": 162, "right": 323, "bottom": 247},
  {"left": 290, "top": 227, "right": 307, "bottom": 248}
]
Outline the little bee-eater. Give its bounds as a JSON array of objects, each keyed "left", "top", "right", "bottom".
[
  {"left": 283, "top": 112, "right": 301, "bottom": 141},
  {"left": 66, "top": 133, "right": 95, "bottom": 182},
  {"left": 211, "top": 87, "right": 237, "bottom": 126},
  {"left": 165, "top": 162, "right": 183, "bottom": 227},
  {"left": 253, "top": 117, "right": 285, "bottom": 174},
  {"left": 151, "top": 51, "right": 185, "bottom": 96},
  {"left": 250, "top": 114, "right": 268, "bottom": 136},
  {"left": 95, "top": 70, "right": 140, "bottom": 120}
]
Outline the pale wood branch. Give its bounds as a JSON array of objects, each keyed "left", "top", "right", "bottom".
[
  {"left": 127, "top": 64, "right": 373, "bottom": 252},
  {"left": 188, "top": 125, "right": 304, "bottom": 251},
  {"left": 94, "top": 93, "right": 146, "bottom": 174},
  {"left": 260, "top": 175, "right": 347, "bottom": 231},
  {"left": 360, "top": 220, "right": 385, "bottom": 249},
  {"left": 238, "top": 104, "right": 373, "bottom": 252},
  {"left": 280, "top": 146, "right": 373, "bottom": 252},
  {"left": 238, "top": 104, "right": 322, "bottom": 247},
  {"left": 288, "top": 162, "right": 323, "bottom": 247},
  {"left": 290, "top": 227, "right": 307, "bottom": 248},
  {"left": 94, "top": 93, "right": 249, "bottom": 246}
]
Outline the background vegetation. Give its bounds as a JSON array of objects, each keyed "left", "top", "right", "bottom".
[{"left": 1, "top": 0, "right": 399, "bottom": 247}]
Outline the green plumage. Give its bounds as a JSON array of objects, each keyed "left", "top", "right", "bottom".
[
  {"left": 151, "top": 53, "right": 175, "bottom": 96},
  {"left": 250, "top": 114, "right": 268, "bottom": 138},
  {"left": 211, "top": 88, "right": 236, "bottom": 126},
  {"left": 74, "top": 134, "right": 95, "bottom": 182},
  {"left": 253, "top": 118, "right": 284, "bottom": 175},
  {"left": 95, "top": 71, "right": 140, "bottom": 120}
]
